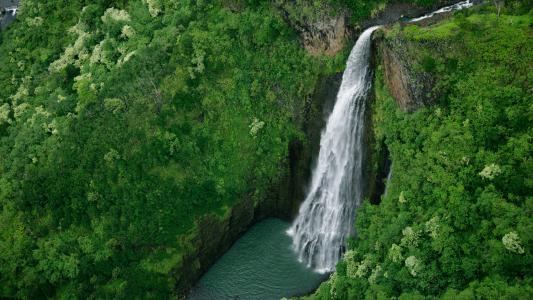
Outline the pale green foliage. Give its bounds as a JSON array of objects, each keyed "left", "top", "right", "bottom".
[
  {"left": 49, "top": 31, "right": 90, "bottom": 72},
  {"left": 401, "top": 226, "right": 419, "bottom": 247},
  {"left": 388, "top": 243, "right": 403, "bottom": 263},
  {"left": 346, "top": 261, "right": 358, "bottom": 278},
  {"left": 502, "top": 231, "right": 525, "bottom": 254},
  {"left": 355, "top": 256, "right": 372, "bottom": 278},
  {"left": 478, "top": 163, "right": 502, "bottom": 180},
  {"left": 90, "top": 41, "right": 104, "bottom": 64},
  {"left": 104, "top": 98, "right": 126, "bottom": 114},
  {"left": 368, "top": 265, "right": 382, "bottom": 284},
  {"left": 143, "top": 0, "right": 161, "bottom": 17},
  {"left": 121, "top": 25, "right": 136, "bottom": 39},
  {"left": 90, "top": 39, "right": 115, "bottom": 68},
  {"left": 45, "top": 119, "right": 59, "bottom": 135},
  {"left": 87, "top": 191, "right": 99, "bottom": 202},
  {"left": 104, "top": 149, "right": 120, "bottom": 163},
  {"left": 344, "top": 249, "right": 356, "bottom": 260},
  {"left": 329, "top": 272, "right": 338, "bottom": 298},
  {"left": 10, "top": 84, "right": 29, "bottom": 103},
  {"left": 68, "top": 19, "right": 87, "bottom": 36},
  {"left": 26, "top": 16, "right": 44, "bottom": 27},
  {"left": 188, "top": 46, "right": 206, "bottom": 79},
  {"left": 118, "top": 51, "right": 136, "bottom": 66},
  {"left": 101, "top": 8, "right": 131, "bottom": 24},
  {"left": 344, "top": 250, "right": 359, "bottom": 278},
  {"left": 0, "top": 103, "right": 12, "bottom": 125},
  {"left": 28, "top": 106, "right": 51, "bottom": 127},
  {"left": 249, "top": 118, "right": 265, "bottom": 137},
  {"left": 399, "top": 191, "right": 407, "bottom": 203},
  {"left": 13, "top": 103, "right": 31, "bottom": 120},
  {"left": 405, "top": 255, "right": 422, "bottom": 277},
  {"left": 425, "top": 216, "right": 440, "bottom": 239}
]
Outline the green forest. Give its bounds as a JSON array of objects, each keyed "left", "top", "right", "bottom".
[
  {"left": 308, "top": 6, "right": 533, "bottom": 300},
  {"left": 0, "top": 0, "right": 531, "bottom": 299}
]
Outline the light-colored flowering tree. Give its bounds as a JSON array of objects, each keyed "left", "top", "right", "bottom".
[{"left": 502, "top": 232, "right": 525, "bottom": 254}]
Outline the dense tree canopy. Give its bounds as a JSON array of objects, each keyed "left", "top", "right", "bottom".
[
  {"left": 306, "top": 7, "right": 533, "bottom": 300},
  {"left": 1, "top": 0, "right": 531, "bottom": 299},
  {"left": 0, "top": 0, "right": 344, "bottom": 298}
]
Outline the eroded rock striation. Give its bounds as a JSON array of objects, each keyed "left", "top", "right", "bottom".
[
  {"left": 274, "top": 1, "right": 351, "bottom": 56},
  {"left": 374, "top": 30, "right": 438, "bottom": 111}
]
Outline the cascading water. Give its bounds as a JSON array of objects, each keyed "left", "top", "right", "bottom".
[{"left": 287, "top": 26, "right": 380, "bottom": 273}]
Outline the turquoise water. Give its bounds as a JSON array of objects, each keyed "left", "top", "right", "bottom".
[{"left": 188, "top": 218, "right": 327, "bottom": 300}]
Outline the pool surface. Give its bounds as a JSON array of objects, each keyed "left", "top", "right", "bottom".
[{"left": 188, "top": 218, "right": 327, "bottom": 300}]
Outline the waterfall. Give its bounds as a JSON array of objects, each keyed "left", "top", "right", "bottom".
[{"left": 287, "top": 26, "right": 380, "bottom": 273}]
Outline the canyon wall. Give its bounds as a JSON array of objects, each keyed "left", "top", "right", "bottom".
[{"left": 173, "top": 72, "right": 342, "bottom": 297}]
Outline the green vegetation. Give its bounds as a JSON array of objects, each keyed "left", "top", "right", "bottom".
[
  {"left": 2, "top": 0, "right": 532, "bottom": 299},
  {"left": 0, "top": 0, "right": 345, "bottom": 298},
  {"left": 333, "top": 0, "right": 531, "bottom": 23},
  {"left": 305, "top": 10, "right": 533, "bottom": 300}
]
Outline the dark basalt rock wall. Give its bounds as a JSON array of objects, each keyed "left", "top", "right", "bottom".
[
  {"left": 377, "top": 34, "right": 438, "bottom": 112},
  {"left": 274, "top": 1, "right": 351, "bottom": 56},
  {"left": 380, "top": 39, "right": 435, "bottom": 111}
]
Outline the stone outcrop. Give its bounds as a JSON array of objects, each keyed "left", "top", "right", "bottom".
[
  {"left": 274, "top": 2, "right": 351, "bottom": 56},
  {"left": 373, "top": 30, "right": 438, "bottom": 112}
]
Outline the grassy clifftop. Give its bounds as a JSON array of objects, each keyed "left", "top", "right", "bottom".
[{"left": 305, "top": 10, "right": 533, "bottom": 300}]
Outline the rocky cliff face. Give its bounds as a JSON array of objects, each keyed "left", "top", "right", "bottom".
[
  {"left": 373, "top": 30, "right": 438, "bottom": 112},
  {"left": 274, "top": 2, "right": 351, "bottom": 56},
  {"left": 274, "top": 0, "right": 460, "bottom": 57},
  {"left": 173, "top": 195, "right": 256, "bottom": 296}
]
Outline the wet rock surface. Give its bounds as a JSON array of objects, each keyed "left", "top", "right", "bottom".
[{"left": 274, "top": 2, "right": 351, "bottom": 56}]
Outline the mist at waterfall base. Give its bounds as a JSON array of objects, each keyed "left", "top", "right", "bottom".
[
  {"left": 188, "top": 219, "right": 327, "bottom": 300},
  {"left": 288, "top": 26, "right": 380, "bottom": 273}
]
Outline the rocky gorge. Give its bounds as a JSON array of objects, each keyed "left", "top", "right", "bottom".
[{"left": 174, "top": 1, "right": 476, "bottom": 297}]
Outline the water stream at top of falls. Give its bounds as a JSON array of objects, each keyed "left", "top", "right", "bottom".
[
  {"left": 287, "top": 26, "right": 380, "bottom": 273},
  {"left": 409, "top": 0, "right": 474, "bottom": 23}
]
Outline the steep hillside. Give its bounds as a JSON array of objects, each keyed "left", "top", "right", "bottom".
[
  {"left": 0, "top": 0, "right": 347, "bottom": 298},
  {"left": 304, "top": 9, "right": 533, "bottom": 300}
]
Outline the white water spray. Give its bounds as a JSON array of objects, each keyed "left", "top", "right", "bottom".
[{"left": 287, "top": 26, "right": 380, "bottom": 273}]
